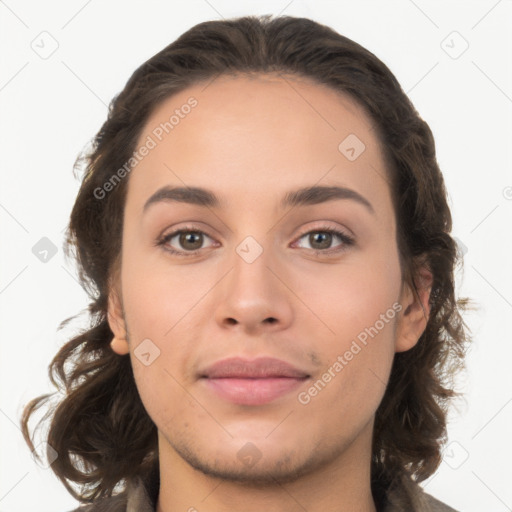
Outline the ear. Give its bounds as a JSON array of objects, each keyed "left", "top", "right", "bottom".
[
  {"left": 107, "top": 280, "right": 130, "bottom": 356},
  {"left": 395, "top": 263, "right": 433, "bottom": 353}
]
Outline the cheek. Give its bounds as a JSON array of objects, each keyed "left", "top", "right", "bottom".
[
  {"left": 297, "top": 250, "right": 402, "bottom": 338},
  {"left": 130, "top": 361, "right": 182, "bottom": 431},
  {"left": 300, "top": 252, "right": 401, "bottom": 406},
  {"left": 120, "top": 246, "right": 212, "bottom": 336},
  {"left": 300, "top": 313, "right": 397, "bottom": 425}
]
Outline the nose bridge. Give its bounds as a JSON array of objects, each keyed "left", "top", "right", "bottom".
[
  {"left": 213, "top": 231, "right": 293, "bottom": 332},
  {"left": 230, "top": 233, "right": 277, "bottom": 301}
]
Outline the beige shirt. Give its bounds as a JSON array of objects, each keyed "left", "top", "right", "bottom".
[{"left": 71, "top": 467, "right": 457, "bottom": 512}]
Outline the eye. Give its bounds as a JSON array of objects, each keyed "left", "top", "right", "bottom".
[
  {"left": 293, "top": 227, "right": 355, "bottom": 254},
  {"left": 157, "top": 228, "right": 217, "bottom": 257},
  {"left": 156, "top": 225, "right": 355, "bottom": 258}
]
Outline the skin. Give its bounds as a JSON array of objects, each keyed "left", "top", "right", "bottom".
[{"left": 107, "top": 73, "right": 432, "bottom": 512}]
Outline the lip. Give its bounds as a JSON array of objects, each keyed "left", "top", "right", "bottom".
[{"left": 199, "top": 357, "right": 310, "bottom": 405}]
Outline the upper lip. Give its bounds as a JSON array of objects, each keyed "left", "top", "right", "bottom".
[{"left": 200, "top": 357, "right": 310, "bottom": 379}]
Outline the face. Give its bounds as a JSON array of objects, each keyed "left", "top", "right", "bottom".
[{"left": 108, "top": 74, "right": 429, "bottom": 484}]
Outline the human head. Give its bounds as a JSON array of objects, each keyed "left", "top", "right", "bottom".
[{"left": 21, "top": 14, "right": 468, "bottom": 501}]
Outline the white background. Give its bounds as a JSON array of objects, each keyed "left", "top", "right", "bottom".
[{"left": 1, "top": 1, "right": 511, "bottom": 510}]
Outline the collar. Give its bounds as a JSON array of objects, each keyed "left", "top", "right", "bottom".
[{"left": 123, "top": 464, "right": 455, "bottom": 512}]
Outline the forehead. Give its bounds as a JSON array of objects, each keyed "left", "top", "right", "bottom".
[{"left": 126, "top": 73, "right": 390, "bottom": 215}]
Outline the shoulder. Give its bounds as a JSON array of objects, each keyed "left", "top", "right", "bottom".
[
  {"left": 384, "top": 473, "right": 458, "bottom": 512},
  {"left": 65, "top": 464, "right": 158, "bottom": 512},
  {"left": 67, "top": 492, "right": 128, "bottom": 512},
  {"left": 421, "top": 491, "right": 458, "bottom": 512}
]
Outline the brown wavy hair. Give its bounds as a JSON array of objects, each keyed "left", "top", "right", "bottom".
[{"left": 21, "top": 14, "right": 470, "bottom": 503}]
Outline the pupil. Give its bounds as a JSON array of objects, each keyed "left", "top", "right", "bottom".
[
  {"left": 181, "top": 232, "right": 202, "bottom": 250},
  {"left": 311, "top": 232, "right": 331, "bottom": 249}
]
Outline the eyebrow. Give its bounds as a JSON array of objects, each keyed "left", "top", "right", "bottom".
[{"left": 143, "top": 185, "right": 375, "bottom": 215}]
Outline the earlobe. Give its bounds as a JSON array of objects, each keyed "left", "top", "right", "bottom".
[
  {"left": 395, "top": 264, "right": 433, "bottom": 353},
  {"left": 107, "top": 287, "right": 129, "bottom": 355},
  {"left": 110, "top": 335, "right": 130, "bottom": 355}
]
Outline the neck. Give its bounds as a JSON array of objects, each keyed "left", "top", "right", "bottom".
[{"left": 156, "top": 420, "right": 377, "bottom": 512}]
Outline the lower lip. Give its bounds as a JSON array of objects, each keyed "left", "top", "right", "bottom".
[{"left": 202, "top": 377, "right": 308, "bottom": 405}]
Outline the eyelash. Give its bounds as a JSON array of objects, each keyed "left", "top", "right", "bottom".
[{"left": 156, "top": 225, "right": 355, "bottom": 258}]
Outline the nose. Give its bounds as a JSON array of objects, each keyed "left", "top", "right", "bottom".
[{"left": 213, "top": 241, "right": 294, "bottom": 335}]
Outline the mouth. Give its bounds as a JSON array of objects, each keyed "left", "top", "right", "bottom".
[
  {"left": 202, "top": 377, "right": 308, "bottom": 405},
  {"left": 199, "top": 356, "right": 310, "bottom": 406}
]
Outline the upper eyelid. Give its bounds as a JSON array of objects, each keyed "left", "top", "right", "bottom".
[
  {"left": 295, "top": 223, "right": 352, "bottom": 239},
  {"left": 160, "top": 222, "right": 351, "bottom": 238}
]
